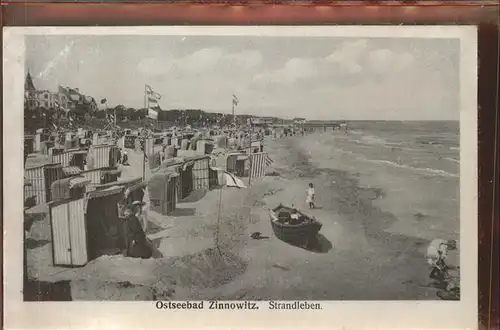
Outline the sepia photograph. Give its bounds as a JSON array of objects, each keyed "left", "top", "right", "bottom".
[{"left": 4, "top": 25, "right": 477, "bottom": 329}]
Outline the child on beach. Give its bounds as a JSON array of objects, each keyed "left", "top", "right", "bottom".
[{"left": 306, "top": 183, "right": 315, "bottom": 209}]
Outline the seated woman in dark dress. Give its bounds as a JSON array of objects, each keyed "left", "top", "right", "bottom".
[{"left": 122, "top": 202, "right": 152, "bottom": 259}]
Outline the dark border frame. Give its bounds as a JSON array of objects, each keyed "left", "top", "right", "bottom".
[{"left": 2, "top": 2, "right": 498, "bottom": 329}]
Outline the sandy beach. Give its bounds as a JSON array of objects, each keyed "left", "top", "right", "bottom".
[{"left": 25, "top": 126, "right": 459, "bottom": 301}]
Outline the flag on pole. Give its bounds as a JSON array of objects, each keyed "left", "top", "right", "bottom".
[
  {"left": 146, "top": 85, "right": 162, "bottom": 100},
  {"left": 148, "top": 107, "right": 160, "bottom": 120},
  {"left": 107, "top": 113, "right": 115, "bottom": 125},
  {"left": 232, "top": 94, "right": 239, "bottom": 106},
  {"left": 145, "top": 84, "right": 161, "bottom": 120},
  {"left": 148, "top": 97, "right": 160, "bottom": 108}
]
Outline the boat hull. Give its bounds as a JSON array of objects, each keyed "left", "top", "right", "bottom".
[{"left": 269, "top": 205, "right": 322, "bottom": 247}]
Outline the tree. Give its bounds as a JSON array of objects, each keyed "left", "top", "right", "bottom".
[
  {"left": 125, "top": 108, "right": 136, "bottom": 121},
  {"left": 137, "top": 108, "right": 147, "bottom": 120},
  {"left": 112, "top": 105, "right": 126, "bottom": 121},
  {"left": 95, "top": 110, "right": 106, "bottom": 119}
]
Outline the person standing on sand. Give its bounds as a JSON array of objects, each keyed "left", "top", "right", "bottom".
[
  {"left": 121, "top": 150, "right": 129, "bottom": 166},
  {"left": 306, "top": 183, "right": 315, "bottom": 209}
]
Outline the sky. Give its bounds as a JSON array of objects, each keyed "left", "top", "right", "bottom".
[{"left": 25, "top": 35, "right": 460, "bottom": 120}]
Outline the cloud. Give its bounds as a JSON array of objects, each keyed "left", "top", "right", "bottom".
[
  {"left": 253, "top": 40, "right": 417, "bottom": 89},
  {"left": 253, "top": 57, "right": 318, "bottom": 85},
  {"left": 137, "top": 56, "right": 175, "bottom": 76},
  {"left": 27, "top": 36, "right": 458, "bottom": 120},
  {"left": 366, "top": 48, "right": 415, "bottom": 75},
  {"left": 36, "top": 40, "right": 75, "bottom": 81},
  {"left": 325, "top": 39, "right": 368, "bottom": 74},
  {"left": 137, "top": 47, "right": 263, "bottom": 78},
  {"left": 223, "top": 50, "right": 263, "bottom": 71},
  {"left": 324, "top": 40, "right": 416, "bottom": 77}
]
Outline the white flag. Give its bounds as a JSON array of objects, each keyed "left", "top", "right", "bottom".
[
  {"left": 146, "top": 85, "right": 161, "bottom": 100},
  {"left": 148, "top": 97, "right": 160, "bottom": 108},
  {"left": 148, "top": 109, "right": 158, "bottom": 120}
]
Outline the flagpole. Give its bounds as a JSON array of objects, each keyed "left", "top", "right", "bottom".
[
  {"left": 232, "top": 99, "right": 235, "bottom": 126},
  {"left": 143, "top": 84, "right": 147, "bottom": 181},
  {"left": 248, "top": 156, "right": 252, "bottom": 186}
]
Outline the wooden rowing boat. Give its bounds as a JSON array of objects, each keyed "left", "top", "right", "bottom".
[{"left": 269, "top": 204, "right": 322, "bottom": 247}]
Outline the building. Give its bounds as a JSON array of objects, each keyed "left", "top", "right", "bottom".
[
  {"left": 260, "top": 117, "right": 276, "bottom": 125},
  {"left": 303, "top": 120, "right": 345, "bottom": 131},
  {"left": 249, "top": 117, "right": 262, "bottom": 126},
  {"left": 58, "top": 86, "right": 98, "bottom": 113},
  {"left": 24, "top": 72, "right": 38, "bottom": 111},
  {"left": 36, "top": 90, "right": 59, "bottom": 109},
  {"left": 293, "top": 117, "right": 306, "bottom": 125},
  {"left": 24, "top": 72, "right": 97, "bottom": 114},
  {"left": 25, "top": 73, "right": 66, "bottom": 110}
]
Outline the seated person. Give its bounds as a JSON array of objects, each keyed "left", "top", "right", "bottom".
[
  {"left": 289, "top": 209, "right": 301, "bottom": 225},
  {"left": 426, "top": 239, "right": 458, "bottom": 281},
  {"left": 122, "top": 201, "right": 152, "bottom": 259},
  {"left": 277, "top": 211, "right": 290, "bottom": 224}
]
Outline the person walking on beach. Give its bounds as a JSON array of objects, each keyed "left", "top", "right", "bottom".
[{"left": 306, "top": 183, "right": 315, "bottom": 209}]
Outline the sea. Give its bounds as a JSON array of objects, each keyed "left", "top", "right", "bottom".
[
  {"left": 307, "top": 120, "right": 460, "bottom": 241},
  {"left": 336, "top": 120, "right": 459, "bottom": 178}
]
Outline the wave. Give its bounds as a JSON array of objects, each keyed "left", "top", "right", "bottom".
[
  {"left": 444, "top": 157, "right": 460, "bottom": 163},
  {"left": 337, "top": 133, "right": 457, "bottom": 154},
  {"left": 415, "top": 136, "right": 459, "bottom": 149},
  {"left": 334, "top": 148, "right": 458, "bottom": 178},
  {"left": 345, "top": 136, "right": 389, "bottom": 147},
  {"left": 369, "top": 159, "right": 458, "bottom": 178},
  {"left": 343, "top": 138, "right": 427, "bottom": 153}
]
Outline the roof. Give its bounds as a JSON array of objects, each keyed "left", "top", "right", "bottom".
[
  {"left": 51, "top": 177, "right": 72, "bottom": 187},
  {"left": 184, "top": 154, "right": 211, "bottom": 162},
  {"left": 69, "top": 176, "right": 91, "bottom": 189},
  {"left": 96, "top": 177, "right": 142, "bottom": 190},
  {"left": 25, "top": 73, "right": 36, "bottom": 91},
  {"left": 87, "top": 186, "right": 123, "bottom": 199},
  {"left": 125, "top": 180, "right": 148, "bottom": 193},
  {"left": 102, "top": 169, "right": 122, "bottom": 175},
  {"left": 62, "top": 166, "right": 82, "bottom": 176}
]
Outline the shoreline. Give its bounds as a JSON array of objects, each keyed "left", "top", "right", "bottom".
[{"left": 25, "top": 132, "right": 458, "bottom": 301}]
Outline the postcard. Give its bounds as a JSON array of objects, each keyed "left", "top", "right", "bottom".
[{"left": 3, "top": 25, "right": 478, "bottom": 329}]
